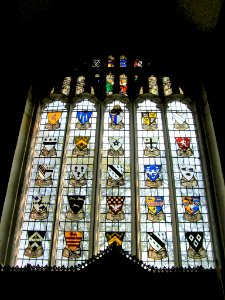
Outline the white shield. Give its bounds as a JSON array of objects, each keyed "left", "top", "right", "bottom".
[
  {"left": 72, "top": 164, "right": 87, "bottom": 180},
  {"left": 109, "top": 137, "right": 124, "bottom": 151},
  {"left": 38, "top": 164, "right": 53, "bottom": 179},
  {"left": 180, "top": 164, "right": 195, "bottom": 181},
  {"left": 173, "top": 112, "right": 186, "bottom": 124},
  {"left": 43, "top": 137, "right": 58, "bottom": 151},
  {"left": 108, "top": 165, "right": 124, "bottom": 180}
]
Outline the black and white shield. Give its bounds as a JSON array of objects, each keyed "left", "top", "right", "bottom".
[
  {"left": 72, "top": 165, "right": 87, "bottom": 180},
  {"left": 38, "top": 164, "right": 54, "bottom": 179},
  {"left": 68, "top": 195, "right": 85, "bottom": 214},
  {"left": 109, "top": 137, "right": 124, "bottom": 151},
  {"left": 42, "top": 137, "right": 58, "bottom": 151},
  {"left": 143, "top": 137, "right": 159, "bottom": 149},
  {"left": 107, "top": 165, "right": 124, "bottom": 180},
  {"left": 27, "top": 231, "right": 46, "bottom": 250},
  {"left": 185, "top": 232, "right": 204, "bottom": 252},
  {"left": 148, "top": 232, "right": 166, "bottom": 251}
]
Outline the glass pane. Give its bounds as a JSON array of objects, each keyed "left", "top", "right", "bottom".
[
  {"left": 16, "top": 100, "right": 68, "bottom": 267},
  {"left": 137, "top": 99, "right": 174, "bottom": 268},
  {"left": 98, "top": 100, "right": 132, "bottom": 252},
  {"left": 167, "top": 101, "right": 215, "bottom": 268},
  {"left": 55, "top": 99, "right": 98, "bottom": 266}
]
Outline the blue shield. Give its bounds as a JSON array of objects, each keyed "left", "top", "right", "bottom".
[
  {"left": 77, "top": 111, "right": 92, "bottom": 125},
  {"left": 144, "top": 164, "right": 161, "bottom": 181}
]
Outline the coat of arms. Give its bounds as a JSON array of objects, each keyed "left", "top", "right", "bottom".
[
  {"left": 173, "top": 112, "right": 189, "bottom": 130},
  {"left": 180, "top": 164, "right": 198, "bottom": 187},
  {"left": 185, "top": 232, "right": 207, "bottom": 259},
  {"left": 24, "top": 231, "right": 46, "bottom": 258},
  {"left": 175, "top": 137, "right": 193, "bottom": 157},
  {"left": 105, "top": 232, "right": 125, "bottom": 247},
  {"left": 106, "top": 196, "right": 125, "bottom": 221},
  {"left": 107, "top": 165, "right": 125, "bottom": 187},
  {"left": 146, "top": 196, "right": 165, "bottom": 222},
  {"left": 182, "top": 196, "right": 202, "bottom": 222},
  {"left": 72, "top": 136, "right": 90, "bottom": 156},
  {"left": 143, "top": 137, "right": 160, "bottom": 157},
  {"left": 66, "top": 195, "right": 85, "bottom": 220},
  {"left": 76, "top": 111, "right": 92, "bottom": 129},
  {"left": 148, "top": 232, "right": 168, "bottom": 260},
  {"left": 45, "top": 111, "right": 62, "bottom": 130},
  {"left": 63, "top": 231, "right": 83, "bottom": 258},
  {"left": 35, "top": 164, "right": 53, "bottom": 187},
  {"left": 109, "top": 105, "right": 124, "bottom": 129},
  {"left": 142, "top": 112, "right": 157, "bottom": 130},
  {"left": 144, "top": 164, "right": 163, "bottom": 188},
  {"left": 40, "top": 137, "right": 58, "bottom": 157},
  {"left": 69, "top": 165, "right": 87, "bottom": 187},
  {"left": 108, "top": 137, "right": 124, "bottom": 156},
  {"left": 30, "top": 195, "right": 50, "bottom": 220}
]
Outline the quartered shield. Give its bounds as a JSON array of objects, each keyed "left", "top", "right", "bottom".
[
  {"left": 185, "top": 232, "right": 204, "bottom": 252},
  {"left": 77, "top": 111, "right": 92, "bottom": 125},
  {"left": 142, "top": 112, "right": 157, "bottom": 126},
  {"left": 105, "top": 232, "right": 125, "bottom": 247},
  {"left": 144, "top": 164, "right": 161, "bottom": 181},
  {"left": 72, "top": 164, "right": 87, "bottom": 180},
  {"left": 47, "top": 111, "right": 62, "bottom": 125},
  {"left": 64, "top": 231, "right": 83, "bottom": 251},
  {"left": 148, "top": 232, "right": 166, "bottom": 251},
  {"left": 107, "top": 165, "right": 124, "bottom": 180},
  {"left": 43, "top": 137, "right": 58, "bottom": 151},
  {"left": 74, "top": 136, "right": 90, "bottom": 151},
  {"left": 68, "top": 195, "right": 85, "bottom": 214},
  {"left": 109, "top": 105, "right": 124, "bottom": 125},
  {"left": 143, "top": 137, "right": 159, "bottom": 149},
  {"left": 182, "top": 196, "right": 200, "bottom": 215},
  {"left": 32, "top": 195, "right": 50, "bottom": 213},
  {"left": 146, "top": 196, "right": 164, "bottom": 215},
  {"left": 109, "top": 137, "right": 124, "bottom": 151},
  {"left": 107, "top": 196, "right": 125, "bottom": 215},
  {"left": 175, "top": 137, "right": 191, "bottom": 151},
  {"left": 180, "top": 164, "right": 195, "bottom": 181}
]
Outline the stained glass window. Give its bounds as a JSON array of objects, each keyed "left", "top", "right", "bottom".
[{"left": 3, "top": 56, "right": 218, "bottom": 272}]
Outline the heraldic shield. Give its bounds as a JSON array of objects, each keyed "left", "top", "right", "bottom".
[
  {"left": 109, "top": 105, "right": 124, "bottom": 130},
  {"left": 66, "top": 195, "right": 85, "bottom": 220},
  {"left": 148, "top": 232, "right": 168, "bottom": 260},
  {"left": 63, "top": 231, "right": 83, "bottom": 258},
  {"left": 105, "top": 232, "right": 125, "bottom": 247},
  {"left": 76, "top": 111, "right": 92, "bottom": 129},
  {"left": 24, "top": 231, "right": 46, "bottom": 258},
  {"left": 106, "top": 196, "right": 125, "bottom": 221},
  {"left": 180, "top": 164, "right": 198, "bottom": 187},
  {"left": 108, "top": 137, "right": 124, "bottom": 156},
  {"left": 144, "top": 164, "right": 163, "bottom": 188},
  {"left": 35, "top": 164, "right": 53, "bottom": 187},
  {"left": 175, "top": 137, "right": 193, "bottom": 157},
  {"left": 73, "top": 136, "right": 90, "bottom": 156},
  {"left": 40, "top": 137, "right": 58, "bottom": 157},
  {"left": 182, "top": 196, "right": 203, "bottom": 222},
  {"left": 142, "top": 112, "right": 158, "bottom": 130},
  {"left": 69, "top": 164, "right": 87, "bottom": 187},
  {"left": 146, "top": 196, "right": 165, "bottom": 222},
  {"left": 143, "top": 137, "right": 160, "bottom": 157},
  {"left": 45, "top": 111, "right": 62, "bottom": 130},
  {"left": 30, "top": 195, "right": 50, "bottom": 220},
  {"left": 173, "top": 112, "right": 189, "bottom": 130},
  {"left": 185, "top": 232, "right": 207, "bottom": 259},
  {"left": 107, "top": 165, "right": 125, "bottom": 187}
]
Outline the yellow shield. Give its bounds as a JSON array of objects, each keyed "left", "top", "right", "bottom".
[
  {"left": 75, "top": 136, "right": 90, "bottom": 151},
  {"left": 65, "top": 231, "right": 83, "bottom": 251},
  {"left": 146, "top": 196, "right": 157, "bottom": 214},
  {"left": 47, "top": 112, "right": 62, "bottom": 125}
]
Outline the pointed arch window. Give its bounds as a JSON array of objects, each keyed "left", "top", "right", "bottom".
[{"left": 1, "top": 58, "right": 222, "bottom": 274}]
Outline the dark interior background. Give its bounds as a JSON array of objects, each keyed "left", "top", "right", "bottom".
[{"left": 1, "top": 0, "right": 224, "bottom": 216}]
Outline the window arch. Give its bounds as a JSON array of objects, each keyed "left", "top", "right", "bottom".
[{"left": 0, "top": 56, "right": 223, "bottom": 274}]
